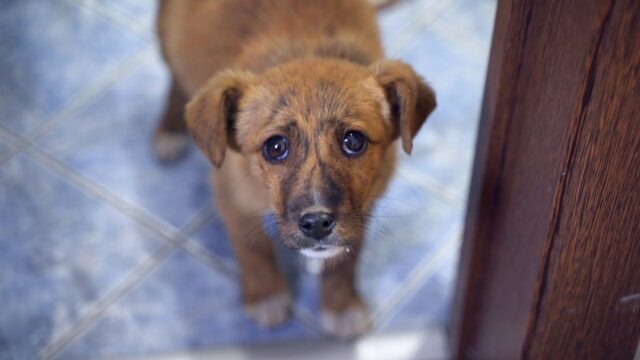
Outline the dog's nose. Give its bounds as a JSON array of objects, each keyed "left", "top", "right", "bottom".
[{"left": 298, "top": 212, "right": 335, "bottom": 239}]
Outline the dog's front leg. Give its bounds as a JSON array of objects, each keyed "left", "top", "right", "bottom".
[
  {"left": 222, "top": 213, "right": 292, "bottom": 327},
  {"left": 321, "top": 250, "right": 370, "bottom": 338},
  {"left": 212, "top": 160, "right": 292, "bottom": 328}
]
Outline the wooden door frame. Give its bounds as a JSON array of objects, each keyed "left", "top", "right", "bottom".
[{"left": 449, "top": 0, "right": 640, "bottom": 358}]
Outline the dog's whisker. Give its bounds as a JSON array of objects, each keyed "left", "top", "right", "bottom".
[
  {"left": 376, "top": 194, "right": 427, "bottom": 203},
  {"left": 373, "top": 200, "right": 430, "bottom": 213}
]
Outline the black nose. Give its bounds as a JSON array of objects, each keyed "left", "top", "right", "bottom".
[{"left": 298, "top": 212, "right": 335, "bottom": 240}]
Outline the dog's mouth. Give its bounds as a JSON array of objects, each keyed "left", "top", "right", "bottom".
[{"left": 300, "top": 245, "right": 345, "bottom": 259}]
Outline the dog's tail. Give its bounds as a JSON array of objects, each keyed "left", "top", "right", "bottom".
[{"left": 369, "top": 0, "right": 402, "bottom": 11}]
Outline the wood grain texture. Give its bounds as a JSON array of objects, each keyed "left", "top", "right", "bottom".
[
  {"left": 526, "top": 0, "right": 640, "bottom": 356},
  {"left": 450, "top": 0, "right": 640, "bottom": 358}
]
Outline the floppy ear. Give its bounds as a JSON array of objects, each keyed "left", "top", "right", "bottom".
[
  {"left": 370, "top": 60, "right": 436, "bottom": 154},
  {"left": 185, "top": 70, "right": 255, "bottom": 168}
]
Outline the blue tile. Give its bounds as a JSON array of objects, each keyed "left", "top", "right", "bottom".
[
  {"left": 438, "top": 0, "right": 498, "bottom": 48},
  {"left": 0, "top": 154, "right": 164, "bottom": 360},
  {"left": 357, "top": 178, "right": 460, "bottom": 313},
  {"left": 400, "top": 28, "right": 487, "bottom": 132},
  {"left": 397, "top": 143, "right": 474, "bottom": 209},
  {"left": 189, "top": 214, "right": 236, "bottom": 269},
  {"left": 37, "top": 50, "right": 212, "bottom": 228},
  {"left": 60, "top": 250, "right": 315, "bottom": 359},
  {"left": 0, "top": 135, "right": 15, "bottom": 159},
  {"left": 0, "top": 0, "right": 146, "bottom": 135},
  {"left": 380, "top": 245, "right": 459, "bottom": 330},
  {"left": 391, "top": 27, "right": 490, "bottom": 201},
  {"left": 378, "top": 0, "right": 438, "bottom": 53},
  {"left": 97, "top": 0, "right": 158, "bottom": 31},
  {"left": 368, "top": 3, "right": 492, "bottom": 321}
]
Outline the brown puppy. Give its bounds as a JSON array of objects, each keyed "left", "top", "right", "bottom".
[{"left": 155, "top": 0, "right": 436, "bottom": 338}]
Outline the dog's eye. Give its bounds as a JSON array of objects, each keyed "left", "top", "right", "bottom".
[
  {"left": 342, "top": 130, "right": 367, "bottom": 157},
  {"left": 262, "top": 135, "right": 289, "bottom": 163}
]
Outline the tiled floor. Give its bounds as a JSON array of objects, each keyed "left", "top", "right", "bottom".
[{"left": 0, "top": 0, "right": 495, "bottom": 359}]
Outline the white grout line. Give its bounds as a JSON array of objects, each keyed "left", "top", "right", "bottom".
[
  {"left": 71, "top": 0, "right": 157, "bottom": 42},
  {"left": 0, "top": 126, "right": 27, "bottom": 160},
  {"left": 0, "top": 127, "right": 29, "bottom": 163},
  {"left": 180, "top": 205, "right": 215, "bottom": 237},
  {"left": 0, "top": 48, "right": 153, "bottom": 167},
  {"left": 396, "top": 164, "right": 465, "bottom": 208},
  {"left": 23, "top": 145, "right": 187, "bottom": 247},
  {"left": 32, "top": 188, "right": 216, "bottom": 359},
  {"left": 386, "top": 0, "right": 459, "bottom": 57},
  {"left": 24, "top": 141, "right": 223, "bottom": 251},
  {"left": 28, "top": 49, "right": 154, "bottom": 142},
  {"left": 181, "top": 239, "right": 238, "bottom": 278},
  {"left": 386, "top": 0, "right": 497, "bottom": 75},
  {"left": 0, "top": 127, "right": 21, "bottom": 148},
  {"left": 39, "top": 243, "right": 178, "bottom": 360},
  {"left": 372, "top": 227, "right": 461, "bottom": 328}
]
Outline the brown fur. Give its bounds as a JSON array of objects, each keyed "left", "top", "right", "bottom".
[{"left": 157, "top": 0, "right": 436, "bottom": 337}]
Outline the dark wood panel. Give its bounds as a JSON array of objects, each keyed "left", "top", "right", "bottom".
[
  {"left": 450, "top": 0, "right": 640, "bottom": 358},
  {"left": 526, "top": 0, "right": 640, "bottom": 356}
]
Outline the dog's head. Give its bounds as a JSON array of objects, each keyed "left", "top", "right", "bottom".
[{"left": 186, "top": 59, "right": 435, "bottom": 259}]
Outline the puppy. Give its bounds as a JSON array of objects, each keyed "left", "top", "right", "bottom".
[{"left": 155, "top": 0, "right": 436, "bottom": 338}]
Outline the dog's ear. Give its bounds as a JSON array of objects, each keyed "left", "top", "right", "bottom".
[
  {"left": 185, "top": 70, "right": 255, "bottom": 168},
  {"left": 370, "top": 60, "right": 436, "bottom": 154}
]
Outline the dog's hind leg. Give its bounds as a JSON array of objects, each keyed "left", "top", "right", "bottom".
[{"left": 154, "top": 78, "right": 191, "bottom": 162}]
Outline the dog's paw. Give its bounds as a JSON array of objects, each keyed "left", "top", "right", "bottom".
[
  {"left": 245, "top": 292, "right": 292, "bottom": 327},
  {"left": 153, "top": 131, "right": 190, "bottom": 162},
  {"left": 321, "top": 304, "right": 371, "bottom": 339}
]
